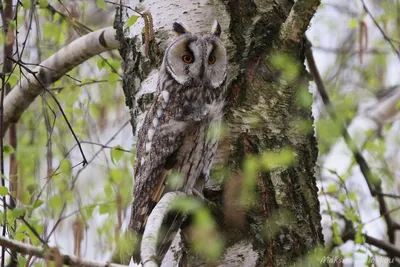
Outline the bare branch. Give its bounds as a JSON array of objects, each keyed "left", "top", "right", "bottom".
[
  {"left": 0, "top": 235, "right": 128, "bottom": 267},
  {"left": 2, "top": 26, "right": 120, "bottom": 138}
]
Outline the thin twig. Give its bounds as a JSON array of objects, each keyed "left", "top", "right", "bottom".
[
  {"left": 105, "top": 1, "right": 143, "bottom": 16},
  {"left": 7, "top": 57, "right": 88, "bottom": 165},
  {"left": 81, "top": 141, "right": 132, "bottom": 153},
  {"left": 360, "top": 0, "right": 400, "bottom": 60}
]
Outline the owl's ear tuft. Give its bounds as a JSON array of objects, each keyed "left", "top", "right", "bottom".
[
  {"left": 173, "top": 22, "right": 191, "bottom": 36},
  {"left": 210, "top": 20, "right": 221, "bottom": 38}
]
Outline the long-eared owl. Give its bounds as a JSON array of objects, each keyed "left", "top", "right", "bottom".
[{"left": 129, "top": 20, "right": 228, "bottom": 260}]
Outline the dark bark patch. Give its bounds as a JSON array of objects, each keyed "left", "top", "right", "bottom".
[{"left": 99, "top": 30, "right": 107, "bottom": 47}]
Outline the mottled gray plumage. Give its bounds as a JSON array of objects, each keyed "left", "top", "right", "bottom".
[{"left": 129, "top": 21, "right": 227, "bottom": 262}]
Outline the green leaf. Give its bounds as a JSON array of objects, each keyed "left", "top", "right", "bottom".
[
  {"left": 38, "top": 0, "right": 49, "bottom": 8},
  {"left": 49, "top": 195, "right": 63, "bottom": 210},
  {"left": 260, "top": 148, "right": 295, "bottom": 171},
  {"left": 17, "top": 255, "right": 27, "bottom": 267},
  {"left": 192, "top": 208, "right": 223, "bottom": 260},
  {"left": 8, "top": 21, "right": 16, "bottom": 30},
  {"left": 97, "top": 58, "right": 106, "bottom": 70},
  {"left": 99, "top": 203, "right": 110, "bottom": 214},
  {"left": 109, "top": 59, "right": 122, "bottom": 70},
  {"left": 354, "top": 224, "right": 365, "bottom": 244},
  {"left": 96, "top": 0, "right": 106, "bottom": 10},
  {"left": 327, "top": 169, "right": 337, "bottom": 175},
  {"left": 104, "top": 184, "right": 113, "bottom": 196},
  {"left": 81, "top": 78, "right": 93, "bottom": 84},
  {"left": 171, "top": 196, "right": 202, "bottom": 212},
  {"left": 126, "top": 15, "right": 139, "bottom": 27},
  {"left": 12, "top": 208, "right": 25, "bottom": 218},
  {"left": 60, "top": 159, "right": 72, "bottom": 177},
  {"left": 326, "top": 184, "right": 337, "bottom": 193},
  {"left": 65, "top": 191, "right": 74, "bottom": 203},
  {"left": 14, "top": 233, "right": 25, "bottom": 241},
  {"left": 4, "top": 144, "right": 14, "bottom": 156},
  {"left": 338, "top": 193, "right": 346, "bottom": 202},
  {"left": 167, "top": 172, "right": 184, "bottom": 189},
  {"left": 110, "top": 169, "right": 123, "bottom": 183},
  {"left": 348, "top": 18, "right": 358, "bottom": 29},
  {"left": 332, "top": 222, "right": 343, "bottom": 245},
  {"left": 345, "top": 208, "right": 360, "bottom": 223},
  {"left": 6, "top": 74, "right": 18, "bottom": 88},
  {"left": 108, "top": 73, "right": 120, "bottom": 83},
  {"left": 21, "top": 0, "right": 31, "bottom": 9},
  {"left": 349, "top": 192, "right": 357, "bottom": 201},
  {"left": 270, "top": 53, "right": 300, "bottom": 81},
  {"left": 112, "top": 232, "right": 138, "bottom": 264},
  {"left": 0, "top": 186, "right": 8, "bottom": 196},
  {"left": 110, "top": 145, "right": 125, "bottom": 165},
  {"left": 241, "top": 157, "right": 258, "bottom": 206},
  {"left": 85, "top": 205, "right": 96, "bottom": 219},
  {"left": 33, "top": 200, "right": 44, "bottom": 209}
]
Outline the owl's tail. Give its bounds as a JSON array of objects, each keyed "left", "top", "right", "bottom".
[{"left": 129, "top": 196, "right": 152, "bottom": 264}]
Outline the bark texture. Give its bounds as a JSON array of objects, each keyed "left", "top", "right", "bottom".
[{"left": 116, "top": 0, "right": 323, "bottom": 266}]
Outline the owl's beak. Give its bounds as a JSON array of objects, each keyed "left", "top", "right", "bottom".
[{"left": 197, "top": 63, "right": 205, "bottom": 80}]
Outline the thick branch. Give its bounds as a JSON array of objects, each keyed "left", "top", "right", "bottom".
[
  {"left": 140, "top": 192, "right": 185, "bottom": 267},
  {"left": 0, "top": 235, "right": 128, "bottom": 267},
  {"left": 2, "top": 26, "right": 120, "bottom": 137},
  {"left": 280, "top": 0, "right": 321, "bottom": 45}
]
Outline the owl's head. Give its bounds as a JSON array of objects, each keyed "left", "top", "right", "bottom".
[{"left": 164, "top": 21, "right": 227, "bottom": 89}]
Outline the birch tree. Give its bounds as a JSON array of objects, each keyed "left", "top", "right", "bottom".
[{"left": 115, "top": 0, "right": 324, "bottom": 266}]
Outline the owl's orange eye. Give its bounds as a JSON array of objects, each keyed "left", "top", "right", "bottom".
[
  {"left": 182, "top": 55, "right": 194, "bottom": 63},
  {"left": 208, "top": 55, "right": 216, "bottom": 64}
]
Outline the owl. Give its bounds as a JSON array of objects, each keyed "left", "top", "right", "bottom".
[{"left": 129, "top": 20, "right": 228, "bottom": 263}]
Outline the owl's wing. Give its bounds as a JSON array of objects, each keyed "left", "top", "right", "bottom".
[{"left": 129, "top": 94, "right": 188, "bottom": 235}]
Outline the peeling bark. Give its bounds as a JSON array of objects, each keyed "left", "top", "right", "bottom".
[{"left": 117, "top": 0, "right": 323, "bottom": 266}]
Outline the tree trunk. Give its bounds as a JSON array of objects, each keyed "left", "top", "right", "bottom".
[{"left": 116, "top": 0, "right": 323, "bottom": 266}]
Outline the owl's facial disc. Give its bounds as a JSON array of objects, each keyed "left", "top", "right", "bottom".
[{"left": 165, "top": 32, "right": 227, "bottom": 89}]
